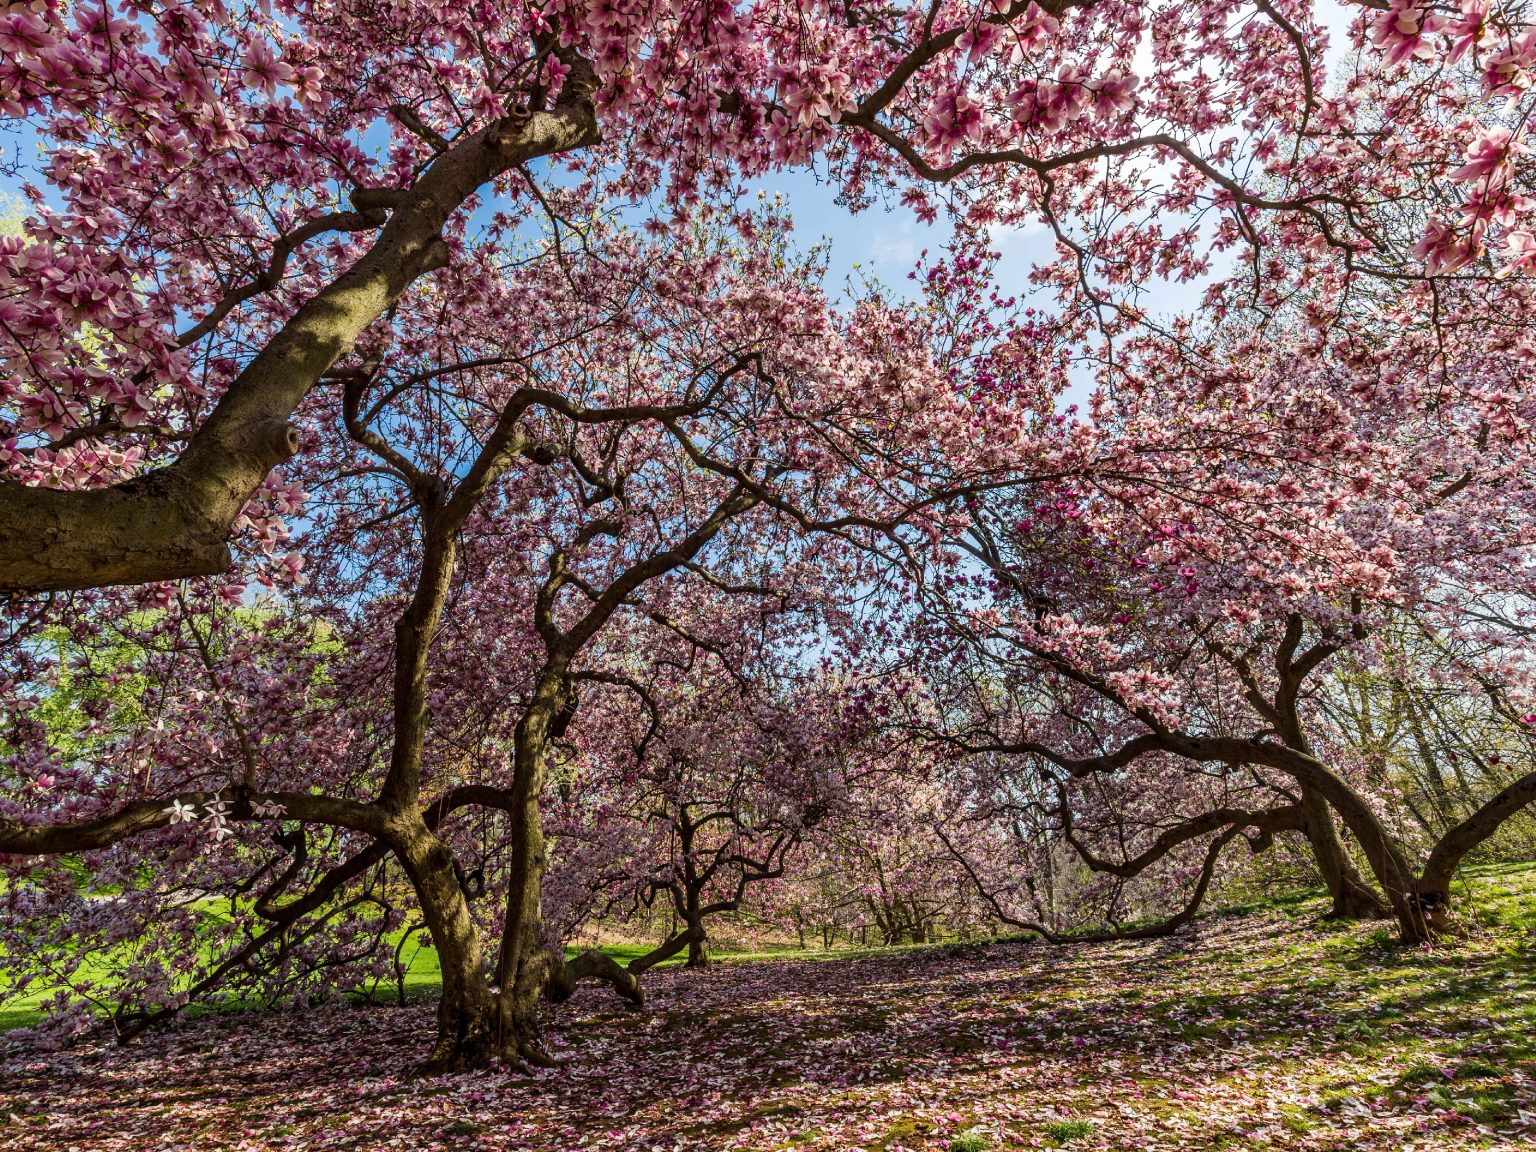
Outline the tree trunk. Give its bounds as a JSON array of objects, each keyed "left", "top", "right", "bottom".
[
  {"left": 492, "top": 672, "right": 568, "bottom": 1065},
  {"left": 1168, "top": 735, "right": 1428, "bottom": 939},
  {"left": 1292, "top": 777, "right": 1424, "bottom": 937},
  {"left": 682, "top": 890, "right": 710, "bottom": 968},
  {"left": 494, "top": 794, "right": 554, "bottom": 1060},
  {"left": 393, "top": 820, "right": 505, "bottom": 1074},
  {"left": 1300, "top": 787, "right": 1388, "bottom": 920}
]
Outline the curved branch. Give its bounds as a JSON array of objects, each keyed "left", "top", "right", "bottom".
[
  {"left": 0, "top": 69, "right": 600, "bottom": 593},
  {"left": 1420, "top": 769, "right": 1536, "bottom": 891}
]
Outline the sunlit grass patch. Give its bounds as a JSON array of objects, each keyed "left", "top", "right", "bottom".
[
  {"left": 1041, "top": 1117, "right": 1094, "bottom": 1143},
  {"left": 947, "top": 1131, "right": 993, "bottom": 1152}
]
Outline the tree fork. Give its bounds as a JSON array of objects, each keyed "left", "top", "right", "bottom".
[{"left": 1299, "top": 787, "right": 1389, "bottom": 920}]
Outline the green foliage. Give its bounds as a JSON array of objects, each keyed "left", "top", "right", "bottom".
[{"left": 0, "top": 194, "right": 23, "bottom": 233}]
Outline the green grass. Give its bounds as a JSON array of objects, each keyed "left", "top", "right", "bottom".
[
  {"left": 0, "top": 917, "right": 451, "bottom": 1033},
  {"left": 0, "top": 929, "right": 819, "bottom": 1033},
  {"left": 3, "top": 861, "right": 1533, "bottom": 1040},
  {"left": 1042, "top": 1118, "right": 1095, "bottom": 1143},
  {"left": 948, "top": 1132, "right": 994, "bottom": 1151}
]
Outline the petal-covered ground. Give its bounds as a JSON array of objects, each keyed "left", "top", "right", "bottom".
[{"left": 2, "top": 886, "right": 1534, "bottom": 1152}]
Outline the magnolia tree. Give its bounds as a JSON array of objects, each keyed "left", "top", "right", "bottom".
[
  {"left": 916, "top": 694, "right": 1315, "bottom": 940},
  {"left": 881, "top": 281, "right": 1536, "bottom": 940},
  {"left": 738, "top": 671, "right": 1004, "bottom": 946},
  {"left": 551, "top": 642, "right": 847, "bottom": 971},
  {"left": 819, "top": 778, "right": 997, "bottom": 944},
  {"left": 5, "top": 0, "right": 1536, "bottom": 589},
  {"left": 1, "top": 206, "right": 1076, "bottom": 1070},
  {"left": 4, "top": 0, "right": 1536, "bottom": 1079},
  {"left": 808, "top": 647, "right": 1300, "bottom": 942}
]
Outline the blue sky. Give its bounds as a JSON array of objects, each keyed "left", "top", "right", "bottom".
[
  {"left": 751, "top": 166, "right": 1061, "bottom": 307},
  {"left": 743, "top": 0, "right": 1359, "bottom": 315}
]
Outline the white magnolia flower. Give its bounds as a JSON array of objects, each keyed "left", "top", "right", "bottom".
[
  {"left": 162, "top": 800, "right": 197, "bottom": 825},
  {"left": 251, "top": 799, "right": 287, "bottom": 820}
]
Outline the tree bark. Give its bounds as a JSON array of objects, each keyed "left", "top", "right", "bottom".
[
  {"left": 1299, "top": 786, "right": 1388, "bottom": 919},
  {"left": 392, "top": 818, "right": 504, "bottom": 1075},
  {"left": 1410, "top": 769, "right": 1536, "bottom": 934},
  {"left": 487, "top": 670, "right": 568, "bottom": 1064}
]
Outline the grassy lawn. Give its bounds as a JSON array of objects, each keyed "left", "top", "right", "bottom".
[
  {"left": 0, "top": 917, "right": 823, "bottom": 1033},
  {"left": 0, "top": 886, "right": 990, "bottom": 1035},
  {"left": 0, "top": 862, "right": 1531, "bottom": 1150},
  {"left": 4, "top": 862, "right": 1533, "bottom": 1036}
]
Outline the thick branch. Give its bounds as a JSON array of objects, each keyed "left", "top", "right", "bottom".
[
  {"left": 0, "top": 790, "right": 382, "bottom": 856},
  {"left": 1420, "top": 769, "right": 1536, "bottom": 891},
  {"left": 0, "top": 76, "right": 599, "bottom": 593}
]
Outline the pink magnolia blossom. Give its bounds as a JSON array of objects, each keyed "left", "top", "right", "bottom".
[
  {"left": 1498, "top": 228, "right": 1536, "bottom": 276},
  {"left": 1412, "top": 218, "right": 1473, "bottom": 274},
  {"left": 1450, "top": 126, "right": 1526, "bottom": 184},
  {"left": 1370, "top": 1, "right": 1443, "bottom": 67},
  {"left": 1483, "top": 30, "right": 1536, "bottom": 96},
  {"left": 1445, "top": 0, "right": 1493, "bottom": 64}
]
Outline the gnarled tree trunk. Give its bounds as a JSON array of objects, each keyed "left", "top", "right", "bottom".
[
  {"left": 1299, "top": 786, "right": 1388, "bottom": 920},
  {"left": 396, "top": 799, "right": 642, "bottom": 1074},
  {"left": 392, "top": 818, "right": 505, "bottom": 1074},
  {"left": 1411, "top": 769, "right": 1536, "bottom": 937},
  {"left": 492, "top": 670, "right": 573, "bottom": 1066}
]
